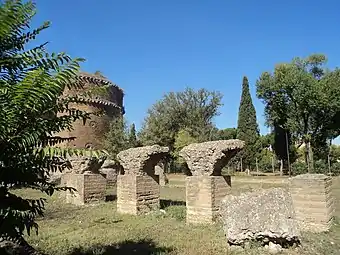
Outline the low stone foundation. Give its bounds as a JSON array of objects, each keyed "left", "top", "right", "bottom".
[
  {"left": 117, "top": 174, "right": 160, "bottom": 215},
  {"left": 62, "top": 173, "right": 106, "bottom": 205},
  {"left": 186, "top": 175, "right": 231, "bottom": 224},
  {"left": 289, "top": 174, "right": 335, "bottom": 232}
]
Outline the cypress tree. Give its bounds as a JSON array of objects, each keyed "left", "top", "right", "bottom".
[
  {"left": 236, "top": 76, "right": 260, "bottom": 170},
  {"left": 129, "top": 123, "right": 138, "bottom": 147}
]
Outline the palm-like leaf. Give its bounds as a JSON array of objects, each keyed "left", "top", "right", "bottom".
[{"left": 0, "top": 0, "right": 108, "bottom": 247}]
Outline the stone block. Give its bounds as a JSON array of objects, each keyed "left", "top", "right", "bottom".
[
  {"left": 62, "top": 173, "right": 106, "bottom": 205},
  {"left": 117, "top": 174, "right": 160, "bottom": 215},
  {"left": 186, "top": 175, "right": 231, "bottom": 224},
  {"left": 289, "top": 174, "right": 335, "bottom": 232},
  {"left": 155, "top": 165, "right": 168, "bottom": 186},
  {"left": 219, "top": 188, "right": 300, "bottom": 245}
]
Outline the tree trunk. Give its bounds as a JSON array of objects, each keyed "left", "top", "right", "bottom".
[
  {"left": 305, "top": 141, "right": 314, "bottom": 173},
  {"left": 280, "top": 159, "right": 283, "bottom": 176}
]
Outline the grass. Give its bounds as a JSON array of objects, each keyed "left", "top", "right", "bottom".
[{"left": 11, "top": 176, "right": 340, "bottom": 255}]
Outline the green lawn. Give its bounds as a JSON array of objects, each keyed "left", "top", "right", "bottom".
[{"left": 12, "top": 176, "right": 340, "bottom": 255}]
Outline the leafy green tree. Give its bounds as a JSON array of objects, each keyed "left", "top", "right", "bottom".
[
  {"left": 236, "top": 76, "right": 260, "bottom": 170},
  {"left": 330, "top": 144, "right": 340, "bottom": 164},
  {"left": 172, "top": 129, "right": 198, "bottom": 174},
  {"left": 258, "top": 148, "right": 276, "bottom": 172},
  {"left": 172, "top": 129, "right": 198, "bottom": 163},
  {"left": 104, "top": 116, "right": 130, "bottom": 160},
  {"left": 0, "top": 0, "right": 105, "bottom": 249},
  {"left": 214, "top": 127, "right": 238, "bottom": 140},
  {"left": 128, "top": 123, "right": 139, "bottom": 148},
  {"left": 257, "top": 54, "right": 340, "bottom": 172},
  {"left": 139, "top": 87, "right": 223, "bottom": 150}
]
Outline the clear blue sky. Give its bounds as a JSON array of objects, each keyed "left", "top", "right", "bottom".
[{"left": 32, "top": 0, "right": 340, "bottom": 141}]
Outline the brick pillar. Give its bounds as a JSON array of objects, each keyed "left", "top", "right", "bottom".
[
  {"left": 289, "top": 174, "right": 335, "bottom": 232},
  {"left": 117, "top": 174, "right": 160, "bottom": 215},
  {"left": 186, "top": 175, "right": 231, "bottom": 224},
  {"left": 62, "top": 173, "right": 106, "bottom": 205}
]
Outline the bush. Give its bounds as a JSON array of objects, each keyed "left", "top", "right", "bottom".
[
  {"left": 291, "top": 161, "right": 308, "bottom": 175},
  {"left": 291, "top": 160, "right": 340, "bottom": 176}
]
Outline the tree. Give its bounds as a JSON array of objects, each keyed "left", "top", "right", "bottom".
[
  {"left": 104, "top": 116, "right": 130, "bottom": 160},
  {"left": 139, "top": 87, "right": 223, "bottom": 150},
  {"left": 215, "top": 128, "right": 238, "bottom": 140},
  {"left": 172, "top": 129, "right": 198, "bottom": 163},
  {"left": 128, "top": 123, "right": 139, "bottom": 148},
  {"left": 256, "top": 54, "right": 340, "bottom": 172},
  {"left": 236, "top": 76, "right": 260, "bottom": 170},
  {"left": 0, "top": 0, "right": 105, "bottom": 249}
]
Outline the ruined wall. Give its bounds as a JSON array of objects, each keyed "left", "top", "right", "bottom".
[
  {"left": 62, "top": 173, "right": 107, "bottom": 205},
  {"left": 289, "top": 174, "right": 335, "bottom": 232},
  {"left": 186, "top": 176, "right": 231, "bottom": 224},
  {"left": 117, "top": 175, "right": 160, "bottom": 215},
  {"left": 57, "top": 72, "right": 124, "bottom": 149}
]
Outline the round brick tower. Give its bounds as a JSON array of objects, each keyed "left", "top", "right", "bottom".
[{"left": 57, "top": 72, "right": 124, "bottom": 149}]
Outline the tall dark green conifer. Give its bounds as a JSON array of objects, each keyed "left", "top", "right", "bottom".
[
  {"left": 129, "top": 123, "right": 138, "bottom": 147},
  {"left": 237, "top": 76, "right": 260, "bottom": 170}
]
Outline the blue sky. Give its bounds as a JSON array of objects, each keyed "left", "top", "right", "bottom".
[{"left": 32, "top": 0, "right": 340, "bottom": 141}]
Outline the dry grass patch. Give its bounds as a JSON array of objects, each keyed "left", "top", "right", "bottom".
[{"left": 9, "top": 176, "right": 340, "bottom": 255}]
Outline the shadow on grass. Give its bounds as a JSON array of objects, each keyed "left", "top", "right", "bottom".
[
  {"left": 160, "top": 199, "right": 185, "bottom": 209},
  {"left": 68, "top": 239, "right": 173, "bottom": 255}
]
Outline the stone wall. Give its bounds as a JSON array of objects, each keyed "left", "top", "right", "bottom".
[
  {"left": 289, "top": 174, "right": 335, "bottom": 232},
  {"left": 155, "top": 165, "right": 168, "bottom": 186},
  {"left": 186, "top": 176, "right": 231, "bottom": 224},
  {"left": 117, "top": 175, "right": 160, "bottom": 215},
  {"left": 180, "top": 140, "right": 244, "bottom": 224},
  {"left": 62, "top": 173, "right": 106, "bottom": 205}
]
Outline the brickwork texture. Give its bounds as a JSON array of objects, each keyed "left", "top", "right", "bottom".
[
  {"left": 57, "top": 72, "right": 124, "bottom": 149},
  {"left": 289, "top": 174, "right": 335, "bottom": 232},
  {"left": 117, "top": 174, "right": 160, "bottom": 215},
  {"left": 186, "top": 175, "right": 231, "bottom": 224},
  {"left": 62, "top": 173, "right": 106, "bottom": 205}
]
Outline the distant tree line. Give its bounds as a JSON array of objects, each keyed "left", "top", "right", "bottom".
[{"left": 105, "top": 54, "right": 340, "bottom": 176}]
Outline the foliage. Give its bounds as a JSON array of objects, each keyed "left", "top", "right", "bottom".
[
  {"left": 172, "top": 129, "right": 198, "bottom": 164},
  {"left": 103, "top": 116, "right": 130, "bottom": 160},
  {"left": 236, "top": 76, "right": 260, "bottom": 170},
  {"left": 213, "top": 127, "right": 238, "bottom": 140},
  {"left": 128, "top": 123, "right": 139, "bottom": 148},
  {"left": 139, "top": 87, "right": 223, "bottom": 150},
  {"left": 257, "top": 54, "right": 340, "bottom": 172},
  {"left": 330, "top": 144, "right": 340, "bottom": 163},
  {"left": 0, "top": 0, "right": 106, "bottom": 246},
  {"left": 257, "top": 148, "right": 275, "bottom": 173}
]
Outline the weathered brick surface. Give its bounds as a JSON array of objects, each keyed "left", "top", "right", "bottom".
[
  {"left": 56, "top": 72, "right": 124, "bottom": 150},
  {"left": 117, "top": 175, "right": 160, "bottom": 215},
  {"left": 289, "top": 174, "right": 335, "bottom": 232},
  {"left": 186, "top": 175, "right": 231, "bottom": 224},
  {"left": 62, "top": 173, "right": 106, "bottom": 205}
]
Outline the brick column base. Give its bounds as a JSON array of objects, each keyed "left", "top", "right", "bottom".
[
  {"left": 289, "top": 174, "right": 335, "bottom": 232},
  {"left": 62, "top": 173, "right": 106, "bottom": 205},
  {"left": 117, "top": 174, "right": 160, "bottom": 215},
  {"left": 186, "top": 175, "right": 231, "bottom": 224}
]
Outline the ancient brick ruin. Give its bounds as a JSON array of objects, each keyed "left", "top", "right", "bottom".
[
  {"left": 289, "top": 174, "right": 335, "bottom": 232},
  {"left": 62, "top": 173, "right": 106, "bottom": 205},
  {"left": 180, "top": 139, "right": 245, "bottom": 224},
  {"left": 57, "top": 72, "right": 124, "bottom": 149},
  {"left": 55, "top": 72, "right": 124, "bottom": 204},
  {"left": 59, "top": 156, "right": 115, "bottom": 205},
  {"left": 116, "top": 145, "right": 169, "bottom": 215}
]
